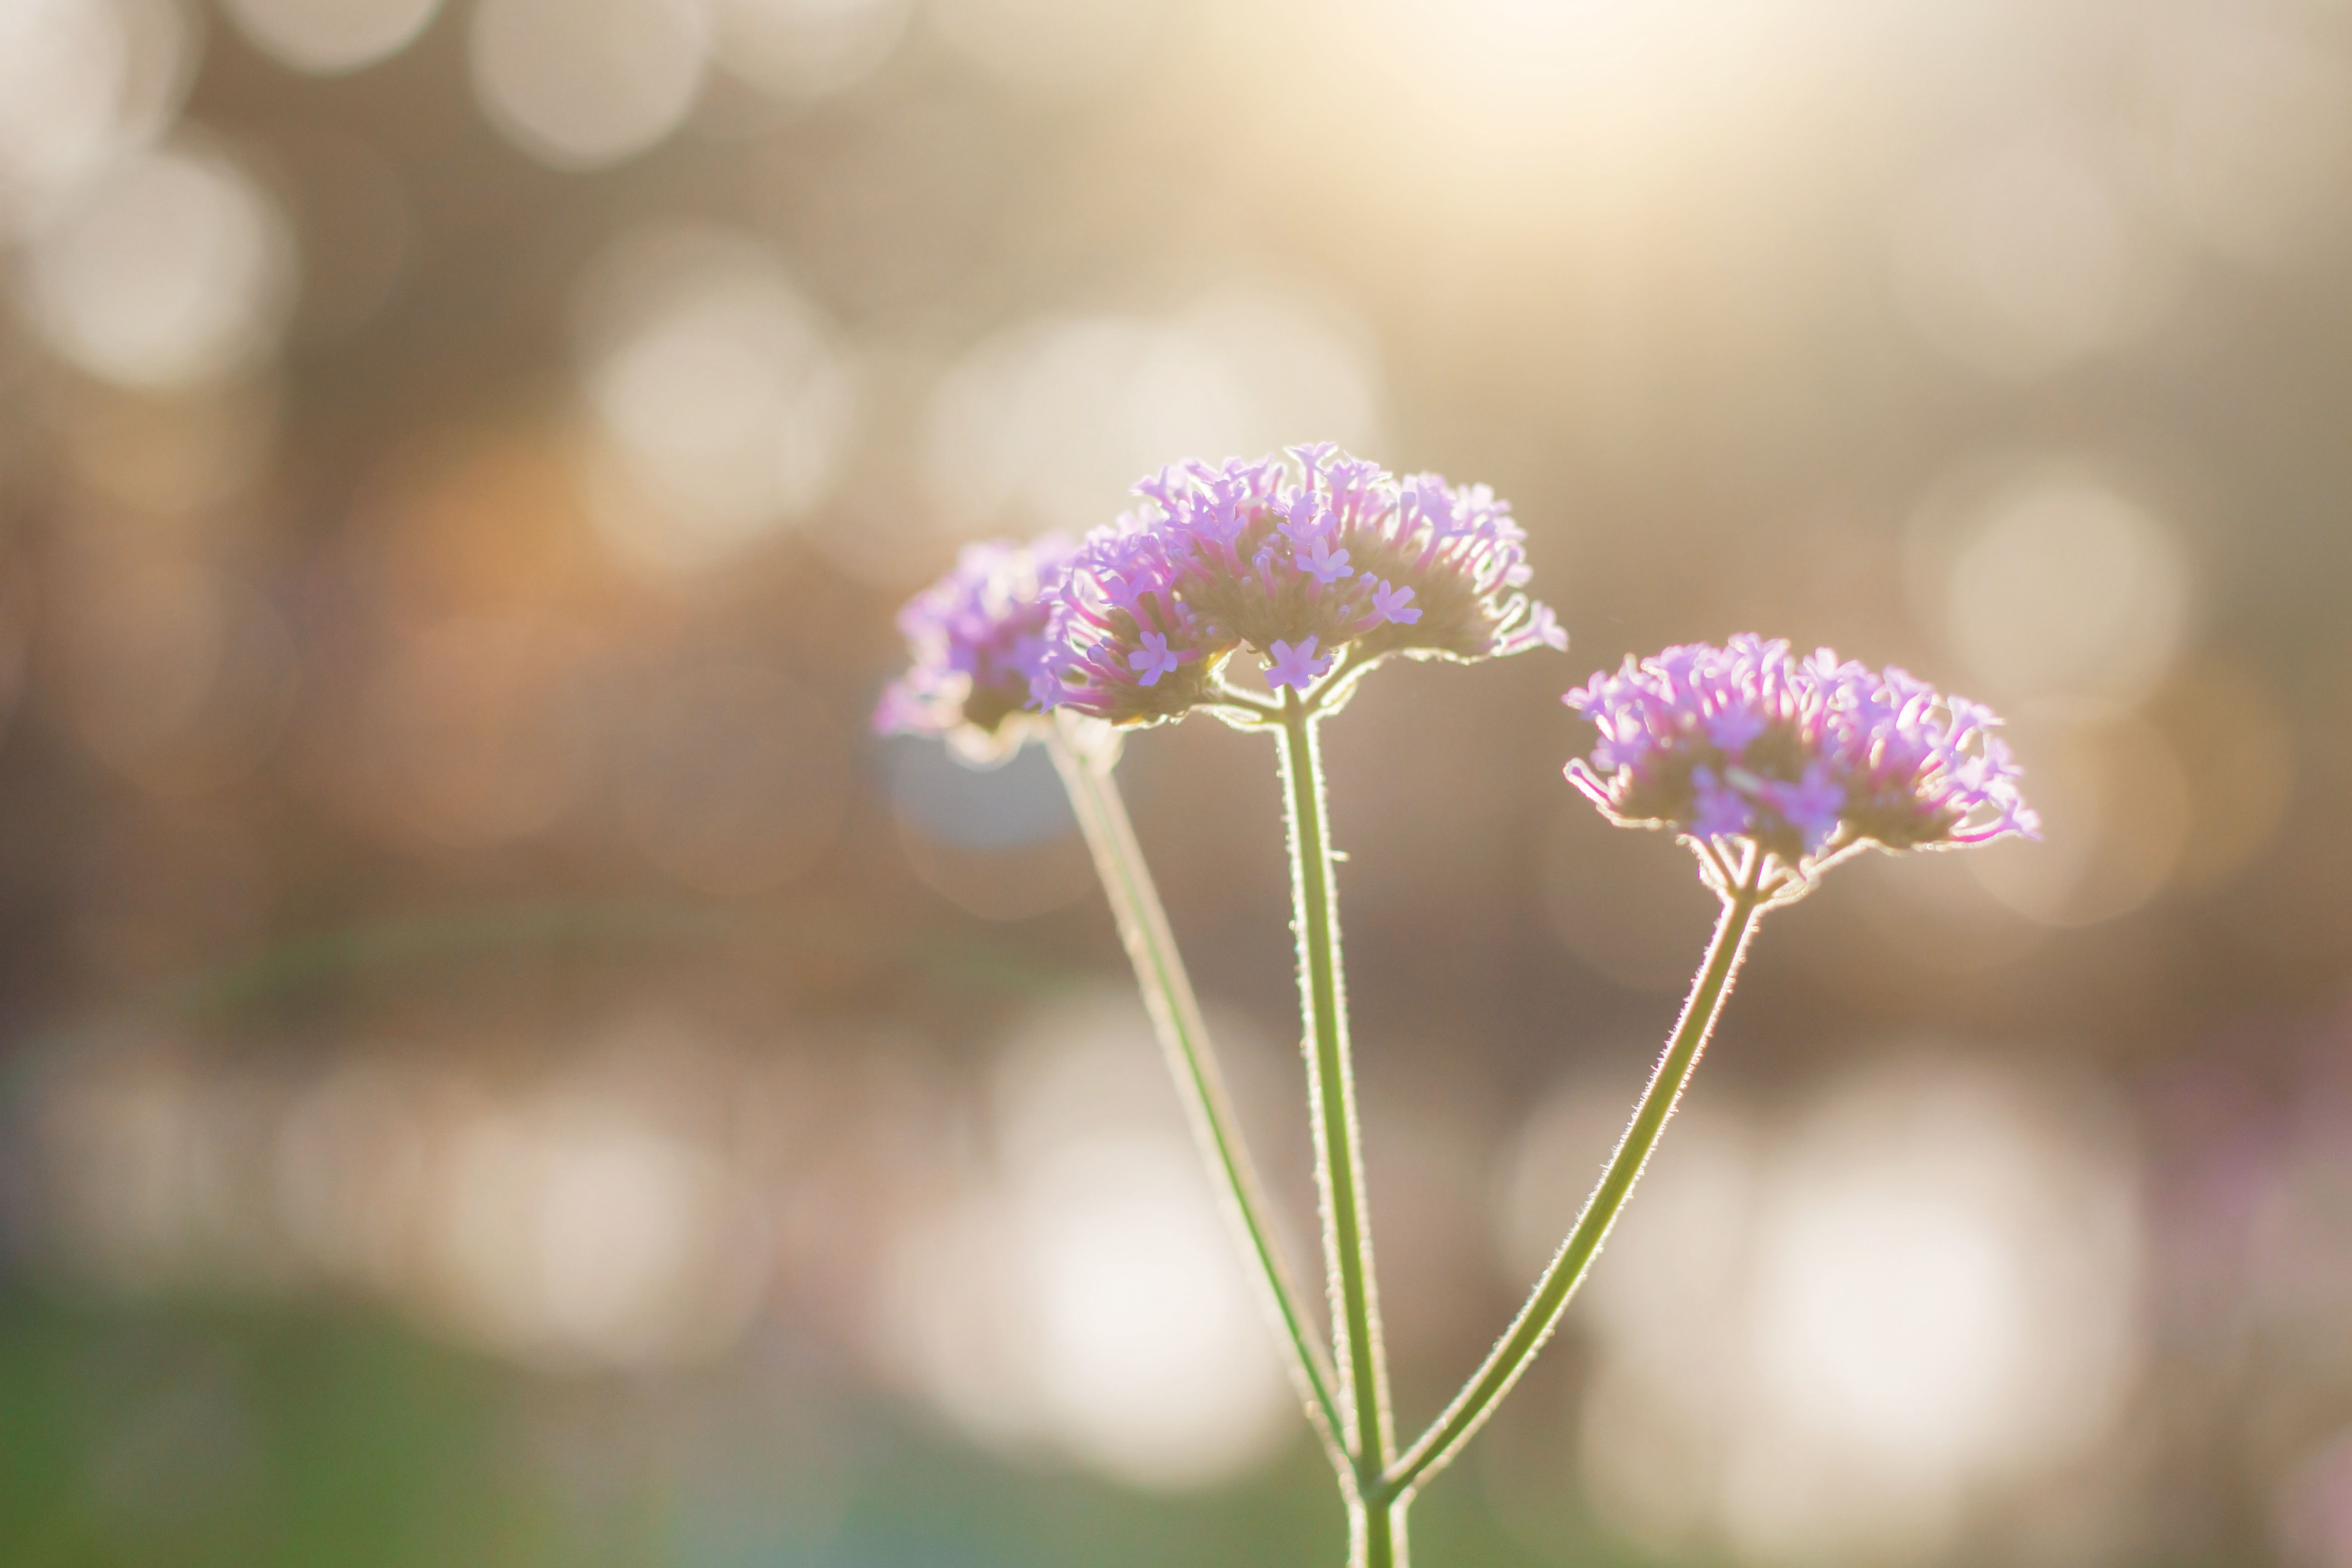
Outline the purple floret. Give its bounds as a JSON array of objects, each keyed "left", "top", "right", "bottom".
[
  {"left": 1370, "top": 579, "right": 1421, "bottom": 625},
  {"left": 1563, "top": 636, "right": 2038, "bottom": 870},
  {"left": 875, "top": 534, "right": 1076, "bottom": 754},
  {"left": 1037, "top": 445, "right": 1566, "bottom": 725},
  {"left": 1266, "top": 635, "right": 1333, "bottom": 691},
  {"left": 1129, "top": 630, "right": 1191, "bottom": 687}
]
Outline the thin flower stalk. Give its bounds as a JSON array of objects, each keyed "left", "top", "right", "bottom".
[
  {"left": 1276, "top": 683, "right": 1401, "bottom": 1566},
  {"left": 1384, "top": 843, "right": 1771, "bottom": 1499},
  {"left": 1043, "top": 711, "right": 1349, "bottom": 1471}
]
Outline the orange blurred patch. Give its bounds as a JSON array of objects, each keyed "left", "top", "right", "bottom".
[{"left": 353, "top": 428, "right": 632, "bottom": 631}]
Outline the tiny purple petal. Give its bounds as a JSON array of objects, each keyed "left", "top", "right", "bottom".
[
  {"left": 1129, "top": 630, "right": 1184, "bottom": 686},
  {"left": 1499, "top": 601, "right": 1567, "bottom": 655},
  {"left": 1266, "top": 635, "right": 1333, "bottom": 691},
  {"left": 1281, "top": 492, "right": 1326, "bottom": 545},
  {"left": 1301, "top": 534, "right": 1353, "bottom": 586},
  {"left": 1371, "top": 578, "right": 1421, "bottom": 625}
]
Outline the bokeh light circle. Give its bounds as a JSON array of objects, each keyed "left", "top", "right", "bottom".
[
  {"left": 574, "top": 227, "right": 852, "bottom": 570},
  {"left": 705, "top": 0, "right": 910, "bottom": 99},
  {"left": 22, "top": 141, "right": 295, "bottom": 388},
  {"left": 880, "top": 992, "right": 1298, "bottom": 1488},
  {"left": 0, "top": 0, "right": 132, "bottom": 220},
  {"left": 1544, "top": 1054, "right": 2142, "bottom": 1566},
  {"left": 1911, "top": 462, "right": 2194, "bottom": 708},
  {"left": 1962, "top": 700, "right": 2191, "bottom": 929},
  {"left": 221, "top": 0, "right": 442, "bottom": 74},
  {"left": 922, "top": 285, "right": 1381, "bottom": 536},
  {"left": 0, "top": 0, "right": 200, "bottom": 232},
  {"left": 470, "top": 0, "right": 708, "bottom": 170}
]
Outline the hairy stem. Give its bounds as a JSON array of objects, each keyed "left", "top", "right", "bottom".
[
  {"left": 1383, "top": 845, "right": 1769, "bottom": 1499},
  {"left": 1044, "top": 717, "right": 1348, "bottom": 1469},
  {"left": 1275, "top": 690, "right": 1397, "bottom": 1563},
  {"left": 1352, "top": 1496, "right": 1410, "bottom": 1568}
]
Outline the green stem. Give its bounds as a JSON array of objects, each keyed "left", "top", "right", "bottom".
[
  {"left": 1382, "top": 846, "right": 1769, "bottom": 1500},
  {"left": 1352, "top": 1496, "right": 1409, "bottom": 1568},
  {"left": 1045, "top": 717, "right": 1349, "bottom": 1470},
  {"left": 1275, "top": 691, "right": 1396, "bottom": 1548}
]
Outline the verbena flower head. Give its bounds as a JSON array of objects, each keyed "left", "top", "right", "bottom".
[
  {"left": 1038, "top": 445, "right": 1567, "bottom": 725},
  {"left": 1564, "top": 635, "right": 2038, "bottom": 888},
  {"left": 875, "top": 534, "right": 1075, "bottom": 762}
]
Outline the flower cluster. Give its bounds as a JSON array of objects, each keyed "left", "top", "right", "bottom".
[
  {"left": 1034, "top": 445, "right": 1566, "bottom": 725},
  {"left": 872, "top": 534, "right": 1073, "bottom": 758},
  {"left": 1563, "top": 635, "right": 2038, "bottom": 868}
]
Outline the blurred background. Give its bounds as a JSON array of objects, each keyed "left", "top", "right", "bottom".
[{"left": 0, "top": 0, "right": 2348, "bottom": 1563}]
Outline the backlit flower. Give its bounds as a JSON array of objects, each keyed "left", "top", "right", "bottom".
[
  {"left": 1038, "top": 445, "right": 1566, "bottom": 725},
  {"left": 1564, "top": 636, "right": 2038, "bottom": 878},
  {"left": 875, "top": 534, "right": 1075, "bottom": 760}
]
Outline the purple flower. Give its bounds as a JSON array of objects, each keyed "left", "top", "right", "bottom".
[
  {"left": 1371, "top": 579, "right": 1421, "bottom": 625},
  {"left": 1563, "top": 636, "right": 2038, "bottom": 872},
  {"left": 1300, "top": 534, "right": 1353, "bottom": 586},
  {"left": 1499, "top": 602, "right": 1568, "bottom": 657},
  {"left": 1688, "top": 766, "right": 1751, "bottom": 841},
  {"left": 1761, "top": 761, "right": 1845, "bottom": 854},
  {"left": 1036, "top": 446, "right": 1567, "bottom": 725},
  {"left": 1281, "top": 492, "right": 1327, "bottom": 546},
  {"left": 875, "top": 534, "right": 1075, "bottom": 755},
  {"left": 1267, "top": 635, "right": 1333, "bottom": 691},
  {"left": 1704, "top": 706, "right": 1767, "bottom": 755},
  {"left": 1129, "top": 630, "right": 1190, "bottom": 687}
]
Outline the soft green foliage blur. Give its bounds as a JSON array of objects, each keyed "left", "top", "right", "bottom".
[{"left": 0, "top": 1294, "right": 1650, "bottom": 1568}]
